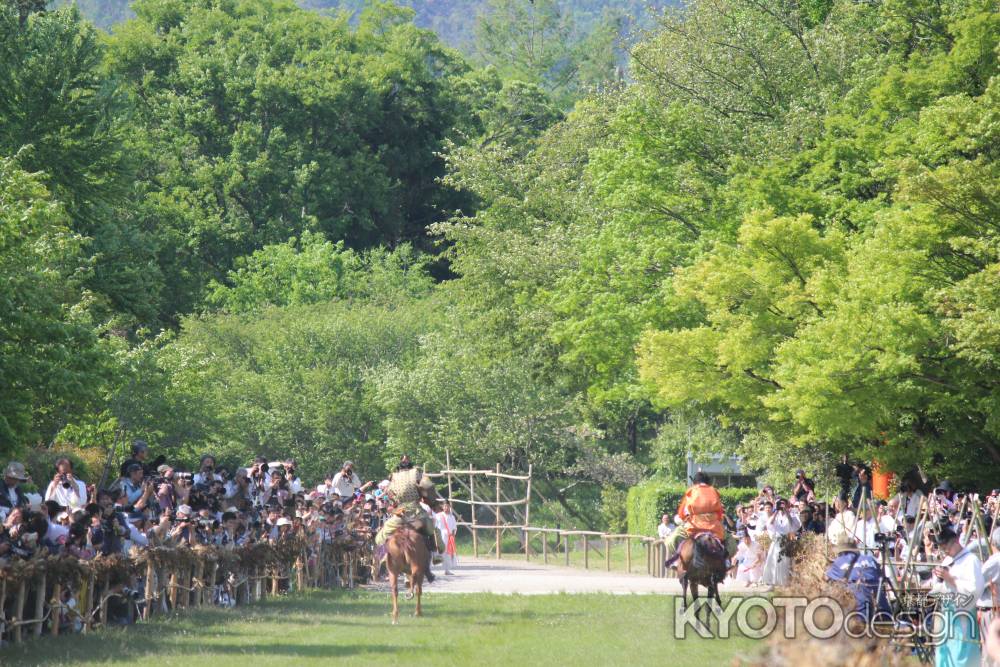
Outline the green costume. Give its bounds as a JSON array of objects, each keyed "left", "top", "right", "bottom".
[{"left": 375, "top": 467, "right": 442, "bottom": 552}]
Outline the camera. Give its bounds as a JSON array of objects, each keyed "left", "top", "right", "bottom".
[
  {"left": 873, "top": 532, "right": 891, "bottom": 545},
  {"left": 60, "top": 473, "right": 71, "bottom": 489}
]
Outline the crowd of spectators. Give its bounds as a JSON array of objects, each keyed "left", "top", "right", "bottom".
[
  {"left": 0, "top": 448, "right": 392, "bottom": 567},
  {"left": 670, "top": 462, "right": 1000, "bottom": 667},
  {"left": 0, "top": 444, "right": 432, "bottom": 641}
]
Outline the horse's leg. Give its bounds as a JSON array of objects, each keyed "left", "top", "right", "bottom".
[
  {"left": 413, "top": 571, "right": 423, "bottom": 618},
  {"left": 389, "top": 568, "right": 399, "bottom": 625},
  {"left": 691, "top": 583, "right": 702, "bottom": 630},
  {"left": 680, "top": 575, "right": 688, "bottom": 614}
]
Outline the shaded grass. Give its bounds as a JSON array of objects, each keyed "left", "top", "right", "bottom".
[{"left": 1, "top": 589, "right": 759, "bottom": 666}]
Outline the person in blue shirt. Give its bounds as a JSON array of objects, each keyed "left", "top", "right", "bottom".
[{"left": 826, "top": 523, "right": 891, "bottom": 623}]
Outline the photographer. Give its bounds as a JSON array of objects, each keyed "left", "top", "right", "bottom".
[
  {"left": 0, "top": 462, "right": 30, "bottom": 520},
  {"left": 332, "top": 461, "right": 362, "bottom": 501},
  {"left": 45, "top": 457, "right": 89, "bottom": 511},
  {"left": 119, "top": 440, "right": 165, "bottom": 479},
  {"left": 154, "top": 465, "right": 176, "bottom": 512},
  {"left": 168, "top": 505, "right": 196, "bottom": 546},
  {"left": 262, "top": 468, "right": 291, "bottom": 506},
  {"left": 761, "top": 497, "right": 799, "bottom": 586},
  {"left": 791, "top": 469, "right": 815, "bottom": 503},
  {"left": 93, "top": 490, "right": 132, "bottom": 556},
  {"left": 284, "top": 460, "right": 303, "bottom": 494},
  {"left": 193, "top": 455, "right": 222, "bottom": 487},
  {"left": 120, "top": 464, "right": 155, "bottom": 512}
]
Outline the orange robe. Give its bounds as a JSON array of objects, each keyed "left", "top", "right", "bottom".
[{"left": 677, "top": 483, "right": 725, "bottom": 540}]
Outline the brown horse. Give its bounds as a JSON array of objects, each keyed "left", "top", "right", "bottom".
[
  {"left": 386, "top": 525, "right": 429, "bottom": 624},
  {"left": 676, "top": 533, "right": 727, "bottom": 629}
]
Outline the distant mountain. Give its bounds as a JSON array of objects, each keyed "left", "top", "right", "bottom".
[{"left": 55, "top": 1, "right": 672, "bottom": 51}]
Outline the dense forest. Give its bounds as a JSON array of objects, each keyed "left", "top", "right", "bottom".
[{"left": 4, "top": 0, "right": 1000, "bottom": 528}]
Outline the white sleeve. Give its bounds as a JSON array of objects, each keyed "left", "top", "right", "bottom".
[{"left": 44, "top": 481, "right": 57, "bottom": 502}]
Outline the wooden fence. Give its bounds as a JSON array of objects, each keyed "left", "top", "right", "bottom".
[
  {"left": 0, "top": 539, "right": 366, "bottom": 646},
  {"left": 426, "top": 456, "right": 671, "bottom": 578}
]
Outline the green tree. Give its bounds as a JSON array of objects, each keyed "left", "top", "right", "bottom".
[{"left": 0, "top": 156, "right": 109, "bottom": 454}]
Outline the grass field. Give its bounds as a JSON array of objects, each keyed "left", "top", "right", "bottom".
[{"left": 0, "top": 589, "right": 760, "bottom": 666}]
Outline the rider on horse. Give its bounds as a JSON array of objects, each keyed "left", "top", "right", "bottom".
[
  {"left": 375, "top": 455, "right": 443, "bottom": 582},
  {"left": 663, "top": 471, "right": 738, "bottom": 569}
]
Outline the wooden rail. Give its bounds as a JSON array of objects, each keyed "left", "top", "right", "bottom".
[{"left": 461, "top": 523, "right": 670, "bottom": 577}]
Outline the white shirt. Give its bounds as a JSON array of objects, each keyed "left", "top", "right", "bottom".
[
  {"left": 331, "top": 471, "right": 361, "bottom": 498},
  {"left": 286, "top": 477, "right": 303, "bottom": 494},
  {"left": 978, "top": 552, "right": 1000, "bottom": 608},
  {"left": 193, "top": 472, "right": 222, "bottom": 486},
  {"left": 931, "top": 546, "right": 984, "bottom": 611},
  {"left": 827, "top": 510, "right": 858, "bottom": 545},
  {"left": 765, "top": 511, "right": 800, "bottom": 537},
  {"left": 435, "top": 511, "right": 457, "bottom": 542},
  {"left": 658, "top": 522, "right": 674, "bottom": 539},
  {"left": 45, "top": 478, "right": 88, "bottom": 511},
  {"left": 45, "top": 520, "right": 69, "bottom": 544}
]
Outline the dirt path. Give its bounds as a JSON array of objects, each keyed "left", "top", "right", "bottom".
[{"left": 422, "top": 557, "right": 770, "bottom": 595}]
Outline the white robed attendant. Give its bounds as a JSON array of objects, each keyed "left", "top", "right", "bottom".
[
  {"left": 931, "top": 525, "right": 984, "bottom": 667},
  {"left": 761, "top": 508, "right": 799, "bottom": 586},
  {"left": 734, "top": 534, "right": 765, "bottom": 585},
  {"left": 434, "top": 504, "right": 458, "bottom": 575}
]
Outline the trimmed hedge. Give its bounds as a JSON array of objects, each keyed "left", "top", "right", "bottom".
[{"left": 626, "top": 478, "right": 759, "bottom": 537}]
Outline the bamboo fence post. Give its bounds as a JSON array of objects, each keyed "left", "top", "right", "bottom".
[
  {"left": 584, "top": 538, "right": 589, "bottom": 569},
  {"left": 565, "top": 532, "right": 570, "bottom": 566},
  {"left": 83, "top": 573, "right": 95, "bottom": 633},
  {"left": 169, "top": 570, "right": 178, "bottom": 610},
  {"left": 271, "top": 567, "right": 279, "bottom": 596},
  {"left": 13, "top": 580, "right": 26, "bottom": 644},
  {"left": 524, "top": 464, "right": 532, "bottom": 560},
  {"left": 626, "top": 539, "right": 632, "bottom": 574},
  {"left": 141, "top": 566, "right": 153, "bottom": 620},
  {"left": 51, "top": 583, "right": 62, "bottom": 637},
  {"left": 209, "top": 562, "right": 219, "bottom": 606},
  {"left": 445, "top": 449, "right": 453, "bottom": 508},
  {"left": 605, "top": 537, "right": 611, "bottom": 571},
  {"left": 495, "top": 463, "right": 502, "bottom": 559},
  {"left": 108, "top": 572, "right": 119, "bottom": 624},
  {"left": 470, "top": 466, "right": 479, "bottom": 558},
  {"left": 32, "top": 574, "right": 45, "bottom": 638},
  {"left": 193, "top": 561, "right": 204, "bottom": 607},
  {"left": 542, "top": 531, "right": 548, "bottom": 564}
]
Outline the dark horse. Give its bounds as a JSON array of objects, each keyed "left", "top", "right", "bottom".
[
  {"left": 676, "top": 533, "right": 727, "bottom": 629},
  {"left": 386, "top": 525, "right": 429, "bottom": 624}
]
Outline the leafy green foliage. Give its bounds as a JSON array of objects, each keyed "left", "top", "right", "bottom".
[
  {"left": 206, "top": 232, "right": 432, "bottom": 314},
  {"left": 0, "top": 157, "right": 109, "bottom": 454},
  {"left": 104, "top": 0, "right": 480, "bottom": 321}
]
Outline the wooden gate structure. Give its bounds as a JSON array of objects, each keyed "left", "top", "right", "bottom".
[
  {"left": 425, "top": 452, "right": 666, "bottom": 575},
  {"left": 424, "top": 451, "right": 532, "bottom": 559}
]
